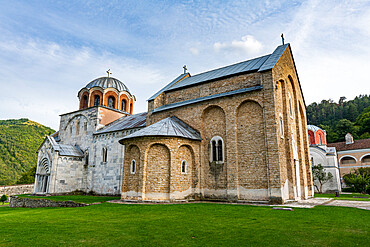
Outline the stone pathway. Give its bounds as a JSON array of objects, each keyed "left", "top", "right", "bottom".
[
  {"left": 109, "top": 198, "right": 370, "bottom": 210},
  {"left": 324, "top": 200, "right": 370, "bottom": 210}
]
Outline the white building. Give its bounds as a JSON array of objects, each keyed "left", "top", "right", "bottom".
[
  {"left": 307, "top": 125, "right": 341, "bottom": 193},
  {"left": 34, "top": 76, "right": 146, "bottom": 195}
]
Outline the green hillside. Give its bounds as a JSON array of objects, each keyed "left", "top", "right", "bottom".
[
  {"left": 307, "top": 95, "right": 370, "bottom": 143},
  {"left": 0, "top": 118, "right": 54, "bottom": 185}
]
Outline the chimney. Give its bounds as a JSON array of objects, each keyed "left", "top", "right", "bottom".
[{"left": 345, "top": 133, "right": 354, "bottom": 144}]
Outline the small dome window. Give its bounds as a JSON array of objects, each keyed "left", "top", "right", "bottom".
[
  {"left": 108, "top": 96, "right": 115, "bottom": 108},
  {"left": 94, "top": 95, "right": 100, "bottom": 106}
]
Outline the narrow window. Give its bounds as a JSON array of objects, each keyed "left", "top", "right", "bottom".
[
  {"left": 181, "top": 160, "right": 187, "bottom": 174},
  {"left": 94, "top": 95, "right": 100, "bottom": 106},
  {"left": 85, "top": 152, "right": 89, "bottom": 166},
  {"left": 212, "top": 140, "right": 217, "bottom": 161},
  {"left": 279, "top": 116, "right": 284, "bottom": 137},
  {"left": 319, "top": 134, "right": 322, "bottom": 144},
  {"left": 121, "top": 100, "right": 126, "bottom": 111},
  {"left": 131, "top": 160, "right": 136, "bottom": 174},
  {"left": 217, "top": 140, "right": 223, "bottom": 161},
  {"left": 84, "top": 122, "right": 87, "bottom": 131},
  {"left": 83, "top": 95, "right": 88, "bottom": 108},
  {"left": 311, "top": 157, "right": 314, "bottom": 166},
  {"left": 289, "top": 95, "right": 293, "bottom": 117},
  {"left": 102, "top": 147, "right": 107, "bottom": 163},
  {"left": 76, "top": 120, "right": 80, "bottom": 135},
  {"left": 108, "top": 96, "right": 115, "bottom": 108}
]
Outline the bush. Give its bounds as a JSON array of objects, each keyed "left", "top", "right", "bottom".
[
  {"left": 343, "top": 169, "right": 370, "bottom": 194},
  {"left": 342, "top": 187, "right": 356, "bottom": 192},
  {"left": 1, "top": 194, "right": 8, "bottom": 204}
]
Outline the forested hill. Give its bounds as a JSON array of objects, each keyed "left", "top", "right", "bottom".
[
  {"left": 0, "top": 119, "right": 54, "bottom": 185},
  {"left": 307, "top": 95, "right": 370, "bottom": 143}
]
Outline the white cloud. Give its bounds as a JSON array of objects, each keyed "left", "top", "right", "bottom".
[
  {"left": 0, "top": 39, "right": 165, "bottom": 129},
  {"left": 213, "top": 35, "right": 263, "bottom": 55},
  {"left": 189, "top": 47, "right": 199, "bottom": 55}
]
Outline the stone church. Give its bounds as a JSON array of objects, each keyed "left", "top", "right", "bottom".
[{"left": 34, "top": 43, "right": 313, "bottom": 203}]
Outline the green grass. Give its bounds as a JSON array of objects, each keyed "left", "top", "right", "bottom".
[
  {"left": 315, "top": 193, "right": 370, "bottom": 201},
  {"left": 0, "top": 202, "right": 369, "bottom": 246},
  {"left": 16, "top": 194, "right": 120, "bottom": 204}
]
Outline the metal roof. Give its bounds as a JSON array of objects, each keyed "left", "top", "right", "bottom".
[
  {"left": 148, "top": 73, "right": 189, "bottom": 101},
  {"left": 119, "top": 116, "right": 201, "bottom": 142},
  {"left": 258, "top": 44, "right": 289, "bottom": 72},
  {"left": 152, "top": 85, "right": 262, "bottom": 113},
  {"left": 166, "top": 55, "right": 270, "bottom": 92},
  {"left": 56, "top": 144, "right": 84, "bottom": 157},
  {"left": 95, "top": 112, "right": 147, "bottom": 135},
  {"left": 84, "top": 77, "right": 130, "bottom": 93},
  {"left": 147, "top": 44, "right": 289, "bottom": 99}
]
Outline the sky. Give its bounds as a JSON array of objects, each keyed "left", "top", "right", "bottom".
[{"left": 0, "top": 0, "right": 369, "bottom": 130}]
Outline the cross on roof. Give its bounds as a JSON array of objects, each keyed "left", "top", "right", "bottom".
[
  {"left": 106, "top": 69, "right": 112, "bottom": 77},
  {"left": 281, "top": 33, "right": 285, "bottom": 45},
  {"left": 183, "top": 65, "right": 187, "bottom": 74}
]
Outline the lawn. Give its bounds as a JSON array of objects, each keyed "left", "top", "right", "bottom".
[
  {"left": 0, "top": 202, "right": 369, "bottom": 246},
  {"left": 315, "top": 193, "right": 370, "bottom": 201},
  {"left": 16, "top": 194, "right": 120, "bottom": 204}
]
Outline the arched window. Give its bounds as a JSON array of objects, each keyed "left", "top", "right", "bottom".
[
  {"left": 121, "top": 100, "right": 126, "bottom": 112},
  {"left": 181, "top": 160, "right": 187, "bottom": 174},
  {"left": 83, "top": 95, "right": 88, "bottom": 108},
  {"left": 102, "top": 147, "right": 108, "bottom": 163},
  {"left": 108, "top": 96, "right": 115, "bottom": 108},
  {"left": 319, "top": 134, "right": 322, "bottom": 144},
  {"left": 362, "top": 155, "right": 370, "bottom": 163},
  {"left": 94, "top": 95, "right": 100, "bottom": 106},
  {"left": 341, "top": 157, "right": 356, "bottom": 164},
  {"left": 131, "top": 160, "right": 136, "bottom": 174},
  {"left": 210, "top": 136, "right": 224, "bottom": 162}
]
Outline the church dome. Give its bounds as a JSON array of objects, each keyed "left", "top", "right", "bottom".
[{"left": 84, "top": 77, "right": 130, "bottom": 93}]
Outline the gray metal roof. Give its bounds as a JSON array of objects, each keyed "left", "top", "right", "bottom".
[
  {"left": 258, "top": 44, "right": 289, "bottom": 72},
  {"left": 148, "top": 73, "right": 189, "bottom": 101},
  {"left": 84, "top": 77, "right": 130, "bottom": 93},
  {"left": 166, "top": 55, "right": 270, "bottom": 92},
  {"left": 95, "top": 112, "right": 147, "bottom": 135},
  {"left": 153, "top": 85, "right": 262, "bottom": 113},
  {"left": 147, "top": 44, "right": 289, "bottom": 98},
  {"left": 56, "top": 144, "right": 84, "bottom": 157},
  {"left": 119, "top": 116, "right": 201, "bottom": 142}
]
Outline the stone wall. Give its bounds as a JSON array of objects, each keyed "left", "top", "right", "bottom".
[
  {"left": 0, "top": 184, "right": 34, "bottom": 197},
  {"left": 9, "top": 196, "right": 87, "bottom": 208}
]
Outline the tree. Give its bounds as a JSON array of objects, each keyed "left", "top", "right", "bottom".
[
  {"left": 16, "top": 166, "right": 36, "bottom": 184},
  {"left": 0, "top": 194, "right": 8, "bottom": 205},
  {"left": 312, "top": 164, "right": 333, "bottom": 193},
  {"left": 343, "top": 168, "right": 370, "bottom": 194}
]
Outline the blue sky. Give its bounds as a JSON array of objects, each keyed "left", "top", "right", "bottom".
[{"left": 0, "top": 0, "right": 369, "bottom": 129}]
